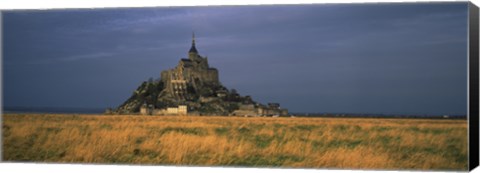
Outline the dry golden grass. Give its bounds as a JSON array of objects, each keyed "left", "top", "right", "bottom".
[{"left": 2, "top": 114, "right": 468, "bottom": 170}]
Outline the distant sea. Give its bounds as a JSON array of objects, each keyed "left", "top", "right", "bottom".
[
  {"left": 291, "top": 112, "right": 467, "bottom": 119},
  {"left": 2, "top": 107, "right": 467, "bottom": 119},
  {"left": 3, "top": 107, "right": 105, "bottom": 114}
]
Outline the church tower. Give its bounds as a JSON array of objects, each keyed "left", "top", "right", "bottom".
[{"left": 188, "top": 32, "right": 198, "bottom": 60}]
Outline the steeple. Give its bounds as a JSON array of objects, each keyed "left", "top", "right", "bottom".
[{"left": 189, "top": 32, "right": 198, "bottom": 54}]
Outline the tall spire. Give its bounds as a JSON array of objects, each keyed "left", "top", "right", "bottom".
[
  {"left": 189, "top": 32, "right": 198, "bottom": 53},
  {"left": 192, "top": 32, "right": 195, "bottom": 46}
]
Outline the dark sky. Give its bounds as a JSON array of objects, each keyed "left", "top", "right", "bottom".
[{"left": 2, "top": 2, "right": 469, "bottom": 115}]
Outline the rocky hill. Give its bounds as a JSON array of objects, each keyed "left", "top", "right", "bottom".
[{"left": 112, "top": 34, "right": 258, "bottom": 115}]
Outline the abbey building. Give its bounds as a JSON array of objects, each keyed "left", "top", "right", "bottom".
[{"left": 113, "top": 33, "right": 288, "bottom": 117}]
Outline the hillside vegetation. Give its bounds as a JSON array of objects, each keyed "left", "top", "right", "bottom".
[{"left": 2, "top": 114, "right": 468, "bottom": 170}]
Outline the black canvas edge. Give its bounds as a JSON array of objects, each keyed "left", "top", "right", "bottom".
[
  {"left": 0, "top": 11, "right": 3, "bottom": 162},
  {"left": 469, "top": 1, "right": 480, "bottom": 171}
]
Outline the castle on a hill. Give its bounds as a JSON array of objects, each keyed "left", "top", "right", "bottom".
[
  {"left": 112, "top": 33, "right": 288, "bottom": 117},
  {"left": 160, "top": 33, "right": 220, "bottom": 102}
]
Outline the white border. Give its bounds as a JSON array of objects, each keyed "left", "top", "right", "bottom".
[
  {"left": 0, "top": 0, "right": 478, "bottom": 173},
  {"left": 0, "top": 0, "right": 477, "bottom": 10}
]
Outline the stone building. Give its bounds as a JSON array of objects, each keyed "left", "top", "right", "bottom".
[
  {"left": 160, "top": 33, "right": 220, "bottom": 101},
  {"left": 156, "top": 105, "right": 187, "bottom": 115},
  {"left": 114, "top": 33, "right": 289, "bottom": 117},
  {"left": 260, "top": 103, "right": 289, "bottom": 116},
  {"left": 231, "top": 102, "right": 289, "bottom": 117},
  {"left": 139, "top": 102, "right": 154, "bottom": 115},
  {"left": 140, "top": 103, "right": 188, "bottom": 115}
]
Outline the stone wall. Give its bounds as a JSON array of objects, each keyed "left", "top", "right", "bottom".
[
  {"left": 159, "top": 54, "right": 220, "bottom": 100},
  {"left": 144, "top": 105, "right": 188, "bottom": 115}
]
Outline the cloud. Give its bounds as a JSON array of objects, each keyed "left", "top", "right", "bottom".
[
  {"left": 3, "top": 3, "right": 469, "bottom": 114},
  {"left": 5, "top": 52, "right": 116, "bottom": 66},
  {"left": 62, "top": 52, "right": 115, "bottom": 61}
]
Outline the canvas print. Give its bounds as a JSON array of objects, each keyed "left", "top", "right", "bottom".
[{"left": 1, "top": 2, "right": 472, "bottom": 171}]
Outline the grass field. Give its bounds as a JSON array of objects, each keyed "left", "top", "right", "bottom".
[{"left": 2, "top": 114, "right": 468, "bottom": 170}]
